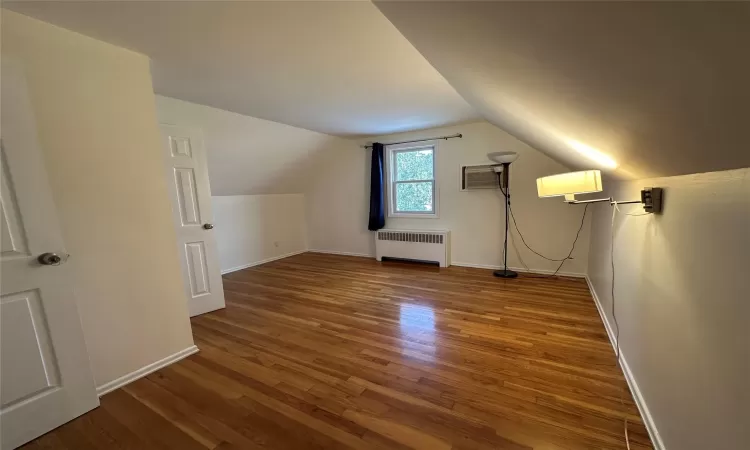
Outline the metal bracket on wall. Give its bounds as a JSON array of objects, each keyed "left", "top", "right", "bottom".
[
  {"left": 640, "top": 187, "right": 663, "bottom": 213},
  {"left": 566, "top": 187, "right": 664, "bottom": 214}
]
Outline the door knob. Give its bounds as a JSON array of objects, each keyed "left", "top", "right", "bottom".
[
  {"left": 203, "top": 223, "right": 214, "bottom": 230},
  {"left": 37, "top": 252, "right": 63, "bottom": 265}
]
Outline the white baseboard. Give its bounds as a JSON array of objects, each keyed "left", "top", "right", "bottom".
[
  {"left": 220, "top": 250, "right": 307, "bottom": 274},
  {"left": 304, "top": 252, "right": 585, "bottom": 278},
  {"left": 96, "top": 345, "right": 199, "bottom": 397},
  {"left": 585, "top": 276, "right": 665, "bottom": 450},
  {"left": 452, "top": 261, "right": 586, "bottom": 278},
  {"left": 307, "top": 249, "right": 375, "bottom": 258}
]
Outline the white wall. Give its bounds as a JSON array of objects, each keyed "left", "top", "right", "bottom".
[
  {"left": 155, "top": 95, "right": 341, "bottom": 195},
  {"left": 307, "top": 121, "right": 592, "bottom": 275},
  {"left": 587, "top": 168, "right": 750, "bottom": 450},
  {"left": 305, "top": 137, "right": 375, "bottom": 257},
  {"left": 2, "top": 11, "right": 194, "bottom": 388},
  {"left": 213, "top": 194, "right": 307, "bottom": 273}
]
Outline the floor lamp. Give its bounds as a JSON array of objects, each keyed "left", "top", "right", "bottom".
[{"left": 487, "top": 152, "right": 519, "bottom": 278}]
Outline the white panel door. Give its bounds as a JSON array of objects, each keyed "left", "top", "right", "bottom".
[
  {"left": 160, "top": 125, "right": 225, "bottom": 317},
  {"left": 0, "top": 61, "right": 98, "bottom": 449}
]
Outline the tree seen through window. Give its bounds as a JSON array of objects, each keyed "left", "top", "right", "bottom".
[{"left": 392, "top": 147, "right": 435, "bottom": 213}]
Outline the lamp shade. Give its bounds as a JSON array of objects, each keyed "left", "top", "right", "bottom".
[
  {"left": 487, "top": 152, "right": 518, "bottom": 164},
  {"left": 536, "top": 170, "right": 603, "bottom": 198}
]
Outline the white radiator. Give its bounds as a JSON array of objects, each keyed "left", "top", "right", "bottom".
[{"left": 375, "top": 229, "right": 451, "bottom": 267}]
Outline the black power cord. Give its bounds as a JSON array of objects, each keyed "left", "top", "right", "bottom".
[
  {"left": 498, "top": 182, "right": 589, "bottom": 278},
  {"left": 509, "top": 204, "right": 574, "bottom": 262},
  {"left": 530, "top": 203, "right": 589, "bottom": 278}
]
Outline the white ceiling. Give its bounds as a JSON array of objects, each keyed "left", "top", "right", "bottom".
[
  {"left": 6, "top": 1, "right": 479, "bottom": 137},
  {"left": 9, "top": 1, "right": 749, "bottom": 180},
  {"left": 376, "top": 1, "right": 750, "bottom": 179}
]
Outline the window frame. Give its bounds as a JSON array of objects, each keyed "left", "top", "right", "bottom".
[{"left": 385, "top": 142, "right": 438, "bottom": 218}]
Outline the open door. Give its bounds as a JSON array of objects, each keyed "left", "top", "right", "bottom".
[
  {"left": 160, "top": 125, "right": 226, "bottom": 317},
  {"left": 1, "top": 61, "right": 98, "bottom": 449}
]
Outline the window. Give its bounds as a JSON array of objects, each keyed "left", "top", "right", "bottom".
[{"left": 387, "top": 145, "right": 437, "bottom": 217}]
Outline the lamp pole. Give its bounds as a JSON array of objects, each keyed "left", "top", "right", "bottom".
[{"left": 494, "top": 162, "right": 518, "bottom": 278}]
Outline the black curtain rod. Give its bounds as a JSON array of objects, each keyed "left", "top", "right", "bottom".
[{"left": 362, "top": 133, "right": 462, "bottom": 149}]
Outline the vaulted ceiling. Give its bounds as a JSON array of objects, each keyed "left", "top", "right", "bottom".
[
  {"left": 375, "top": 1, "right": 750, "bottom": 179},
  {"left": 5, "top": 1, "right": 478, "bottom": 136},
  {"left": 7, "top": 1, "right": 750, "bottom": 180}
]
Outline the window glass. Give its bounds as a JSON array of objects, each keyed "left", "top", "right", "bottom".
[
  {"left": 395, "top": 149, "right": 433, "bottom": 181},
  {"left": 395, "top": 181, "right": 433, "bottom": 212}
]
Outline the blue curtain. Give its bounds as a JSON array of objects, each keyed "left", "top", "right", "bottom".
[{"left": 368, "top": 143, "right": 386, "bottom": 231}]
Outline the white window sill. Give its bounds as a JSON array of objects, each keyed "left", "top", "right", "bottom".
[{"left": 388, "top": 213, "right": 439, "bottom": 219}]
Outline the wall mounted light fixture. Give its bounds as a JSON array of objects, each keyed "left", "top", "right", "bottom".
[{"left": 536, "top": 170, "right": 663, "bottom": 213}]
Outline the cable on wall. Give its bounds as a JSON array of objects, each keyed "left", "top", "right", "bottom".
[
  {"left": 509, "top": 204, "right": 574, "bottom": 262},
  {"left": 499, "top": 183, "right": 588, "bottom": 268},
  {"left": 533, "top": 203, "right": 589, "bottom": 278},
  {"left": 508, "top": 229, "right": 531, "bottom": 272},
  {"left": 610, "top": 202, "right": 632, "bottom": 450},
  {"left": 498, "top": 185, "right": 589, "bottom": 277},
  {"left": 611, "top": 202, "right": 652, "bottom": 450}
]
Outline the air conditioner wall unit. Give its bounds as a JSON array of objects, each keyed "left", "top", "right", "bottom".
[
  {"left": 375, "top": 229, "right": 450, "bottom": 267},
  {"left": 461, "top": 164, "right": 503, "bottom": 191}
]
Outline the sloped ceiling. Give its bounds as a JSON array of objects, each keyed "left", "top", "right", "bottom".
[
  {"left": 376, "top": 1, "right": 750, "bottom": 180},
  {"left": 5, "top": 1, "right": 479, "bottom": 136},
  {"left": 155, "top": 95, "right": 343, "bottom": 196}
]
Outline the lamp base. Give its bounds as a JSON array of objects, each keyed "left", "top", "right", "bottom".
[{"left": 493, "top": 269, "right": 518, "bottom": 278}]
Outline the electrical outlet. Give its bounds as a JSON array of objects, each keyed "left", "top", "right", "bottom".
[
  {"left": 274, "top": 241, "right": 279, "bottom": 248},
  {"left": 641, "top": 187, "right": 663, "bottom": 214}
]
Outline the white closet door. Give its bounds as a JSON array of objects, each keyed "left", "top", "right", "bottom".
[{"left": 160, "top": 125, "right": 225, "bottom": 317}]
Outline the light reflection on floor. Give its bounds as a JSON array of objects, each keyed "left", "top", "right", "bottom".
[{"left": 398, "top": 303, "right": 437, "bottom": 363}]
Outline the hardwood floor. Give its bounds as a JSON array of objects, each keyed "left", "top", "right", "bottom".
[{"left": 23, "top": 253, "right": 653, "bottom": 449}]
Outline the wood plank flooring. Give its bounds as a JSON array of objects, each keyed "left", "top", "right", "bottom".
[{"left": 23, "top": 253, "right": 653, "bottom": 449}]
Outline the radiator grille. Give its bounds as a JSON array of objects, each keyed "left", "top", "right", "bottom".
[{"left": 377, "top": 231, "right": 444, "bottom": 244}]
